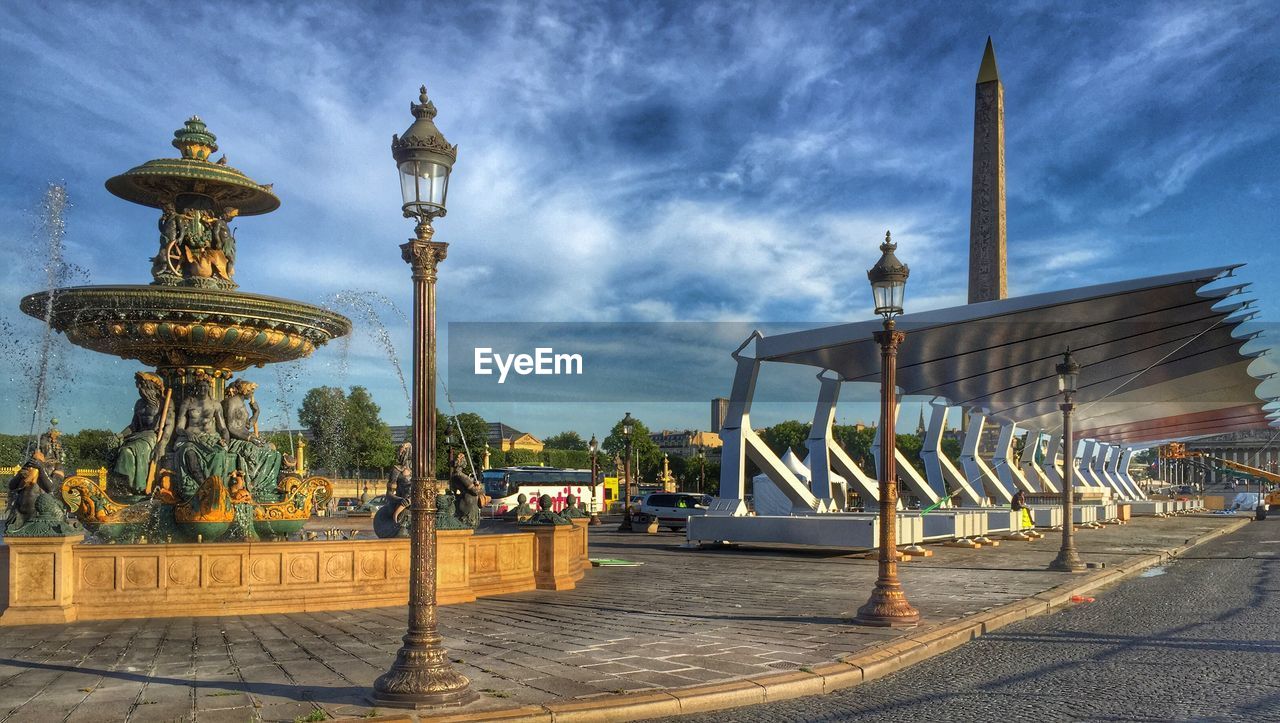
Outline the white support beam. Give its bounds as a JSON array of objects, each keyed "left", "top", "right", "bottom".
[
  {"left": 1116, "top": 447, "right": 1145, "bottom": 499},
  {"left": 871, "top": 403, "right": 941, "bottom": 508},
  {"left": 805, "top": 374, "right": 878, "bottom": 507},
  {"left": 1108, "top": 444, "right": 1143, "bottom": 500},
  {"left": 1042, "top": 433, "right": 1065, "bottom": 493},
  {"left": 920, "top": 402, "right": 985, "bottom": 506},
  {"left": 960, "top": 410, "right": 1013, "bottom": 504},
  {"left": 1019, "top": 429, "right": 1057, "bottom": 494},
  {"left": 993, "top": 423, "right": 1037, "bottom": 495},
  {"left": 1078, "top": 440, "right": 1107, "bottom": 490},
  {"left": 717, "top": 347, "right": 821, "bottom": 516}
]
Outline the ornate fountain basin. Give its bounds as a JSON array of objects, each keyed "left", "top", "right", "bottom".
[
  {"left": 254, "top": 475, "right": 333, "bottom": 539},
  {"left": 20, "top": 285, "right": 350, "bottom": 370}
]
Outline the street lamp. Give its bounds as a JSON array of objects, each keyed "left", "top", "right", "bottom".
[
  {"left": 618, "top": 412, "right": 635, "bottom": 532},
  {"left": 697, "top": 442, "right": 706, "bottom": 495},
  {"left": 855, "top": 231, "right": 920, "bottom": 627},
  {"left": 372, "top": 85, "right": 476, "bottom": 709},
  {"left": 588, "top": 434, "right": 602, "bottom": 525},
  {"left": 1049, "top": 349, "right": 1087, "bottom": 572}
]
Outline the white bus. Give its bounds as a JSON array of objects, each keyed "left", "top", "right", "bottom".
[{"left": 482, "top": 467, "right": 604, "bottom": 516}]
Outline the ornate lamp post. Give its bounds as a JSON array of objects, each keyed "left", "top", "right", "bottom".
[
  {"left": 618, "top": 412, "right": 635, "bottom": 531},
  {"left": 855, "top": 231, "right": 920, "bottom": 627},
  {"left": 698, "top": 443, "right": 706, "bottom": 495},
  {"left": 372, "top": 86, "right": 477, "bottom": 708},
  {"left": 588, "top": 434, "right": 602, "bottom": 525},
  {"left": 1049, "top": 349, "right": 1087, "bottom": 572}
]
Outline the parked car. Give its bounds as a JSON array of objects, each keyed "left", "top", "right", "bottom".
[
  {"left": 636, "top": 492, "right": 709, "bottom": 531},
  {"left": 334, "top": 497, "right": 362, "bottom": 514},
  {"left": 361, "top": 495, "right": 389, "bottom": 515}
]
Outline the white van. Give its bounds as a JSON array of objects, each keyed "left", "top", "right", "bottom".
[{"left": 636, "top": 492, "right": 710, "bottom": 531}]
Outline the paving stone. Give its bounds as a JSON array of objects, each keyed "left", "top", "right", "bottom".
[{"left": 0, "top": 516, "right": 1245, "bottom": 721}]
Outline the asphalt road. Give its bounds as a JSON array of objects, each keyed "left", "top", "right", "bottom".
[{"left": 663, "top": 516, "right": 1280, "bottom": 722}]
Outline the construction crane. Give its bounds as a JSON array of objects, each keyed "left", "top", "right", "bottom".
[{"left": 1203, "top": 455, "right": 1280, "bottom": 507}]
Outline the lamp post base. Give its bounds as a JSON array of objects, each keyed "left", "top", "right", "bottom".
[
  {"left": 371, "top": 643, "right": 478, "bottom": 709},
  {"left": 854, "top": 584, "right": 921, "bottom": 627},
  {"left": 1048, "top": 549, "right": 1087, "bottom": 573},
  {"left": 617, "top": 512, "right": 634, "bottom": 532}
]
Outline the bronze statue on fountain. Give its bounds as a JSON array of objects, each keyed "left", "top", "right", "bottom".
[{"left": 21, "top": 116, "right": 350, "bottom": 543}]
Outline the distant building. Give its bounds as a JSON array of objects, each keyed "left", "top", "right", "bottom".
[
  {"left": 488, "top": 422, "right": 544, "bottom": 453},
  {"left": 711, "top": 398, "right": 729, "bottom": 434},
  {"left": 650, "top": 429, "right": 721, "bottom": 459}
]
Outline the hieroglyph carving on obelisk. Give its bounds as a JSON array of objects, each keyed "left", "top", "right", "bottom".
[{"left": 969, "top": 37, "right": 1007, "bottom": 304}]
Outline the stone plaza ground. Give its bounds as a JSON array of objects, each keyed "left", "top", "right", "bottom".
[{"left": 0, "top": 513, "right": 1251, "bottom": 722}]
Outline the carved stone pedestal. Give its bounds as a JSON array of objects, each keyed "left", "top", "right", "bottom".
[
  {"left": 530, "top": 525, "right": 582, "bottom": 591},
  {"left": 0, "top": 536, "right": 79, "bottom": 625}
]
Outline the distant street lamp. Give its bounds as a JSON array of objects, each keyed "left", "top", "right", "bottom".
[
  {"left": 372, "top": 85, "right": 476, "bottom": 708},
  {"left": 697, "top": 442, "right": 706, "bottom": 495},
  {"left": 855, "top": 231, "right": 920, "bottom": 627},
  {"left": 588, "top": 434, "right": 602, "bottom": 525},
  {"left": 618, "top": 413, "right": 635, "bottom": 532},
  {"left": 1048, "top": 349, "right": 1087, "bottom": 573}
]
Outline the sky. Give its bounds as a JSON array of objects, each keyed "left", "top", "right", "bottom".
[{"left": 0, "top": 0, "right": 1277, "bottom": 441}]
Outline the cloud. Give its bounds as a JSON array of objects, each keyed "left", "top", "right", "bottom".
[{"left": 0, "top": 0, "right": 1275, "bottom": 435}]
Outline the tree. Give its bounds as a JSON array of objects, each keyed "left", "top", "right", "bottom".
[
  {"left": 603, "top": 415, "right": 662, "bottom": 483},
  {"left": 762, "top": 420, "right": 811, "bottom": 458},
  {"left": 344, "top": 386, "right": 395, "bottom": 474},
  {"left": 298, "top": 386, "right": 348, "bottom": 473},
  {"left": 896, "top": 433, "right": 925, "bottom": 474},
  {"left": 543, "top": 430, "right": 588, "bottom": 451},
  {"left": 834, "top": 424, "right": 876, "bottom": 473},
  {"left": 438, "top": 411, "right": 489, "bottom": 476},
  {"left": 941, "top": 437, "right": 962, "bottom": 462},
  {"left": 0, "top": 434, "right": 26, "bottom": 467},
  {"left": 64, "top": 429, "right": 117, "bottom": 470}
]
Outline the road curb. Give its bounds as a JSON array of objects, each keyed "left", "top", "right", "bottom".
[{"left": 347, "top": 517, "right": 1251, "bottom": 723}]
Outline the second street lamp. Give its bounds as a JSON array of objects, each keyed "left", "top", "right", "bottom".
[
  {"left": 855, "top": 231, "right": 920, "bottom": 627},
  {"left": 618, "top": 413, "right": 635, "bottom": 532},
  {"left": 588, "top": 434, "right": 602, "bottom": 526},
  {"left": 372, "top": 85, "right": 476, "bottom": 708},
  {"left": 1049, "top": 349, "right": 1088, "bottom": 573}
]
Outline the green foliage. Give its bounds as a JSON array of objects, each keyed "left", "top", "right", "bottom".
[
  {"left": 833, "top": 424, "right": 876, "bottom": 473},
  {"left": 895, "top": 433, "right": 925, "bottom": 474},
  {"left": 64, "top": 429, "right": 117, "bottom": 469},
  {"left": 298, "top": 386, "right": 394, "bottom": 475},
  {"left": 0, "top": 434, "right": 28, "bottom": 467},
  {"left": 0, "top": 430, "right": 118, "bottom": 470},
  {"left": 543, "top": 448, "right": 591, "bottom": 469},
  {"left": 603, "top": 415, "right": 663, "bottom": 482},
  {"left": 344, "top": 386, "right": 395, "bottom": 470},
  {"left": 298, "top": 386, "right": 348, "bottom": 472},
  {"left": 666, "top": 453, "right": 720, "bottom": 494},
  {"left": 941, "top": 437, "right": 962, "bottom": 462},
  {"left": 444, "top": 411, "right": 489, "bottom": 475},
  {"left": 504, "top": 449, "right": 542, "bottom": 467},
  {"left": 762, "top": 420, "right": 811, "bottom": 458},
  {"left": 264, "top": 431, "right": 298, "bottom": 456},
  {"left": 543, "top": 430, "right": 588, "bottom": 451}
]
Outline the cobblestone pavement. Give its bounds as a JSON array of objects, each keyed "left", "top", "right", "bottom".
[
  {"left": 0, "top": 514, "right": 1247, "bottom": 722},
  {"left": 661, "top": 515, "right": 1280, "bottom": 723}
]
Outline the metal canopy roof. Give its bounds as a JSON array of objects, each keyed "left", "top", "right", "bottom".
[{"left": 753, "top": 266, "right": 1272, "bottom": 443}]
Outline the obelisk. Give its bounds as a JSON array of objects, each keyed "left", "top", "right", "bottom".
[{"left": 968, "top": 37, "right": 1007, "bottom": 303}]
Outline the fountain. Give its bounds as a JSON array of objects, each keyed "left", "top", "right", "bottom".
[
  {"left": 1, "top": 115, "right": 587, "bottom": 627},
  {"left": 17, "top": 117, "right": 351, "bottom": 543}
]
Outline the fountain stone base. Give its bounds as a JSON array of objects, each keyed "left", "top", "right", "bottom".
[{"left": 0, "top": 525, "right": 588, "bottom": 625}]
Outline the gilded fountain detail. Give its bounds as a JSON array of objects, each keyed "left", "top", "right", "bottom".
[{"left": 17, "top": 118, "right": 351, "bottom": 542}]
